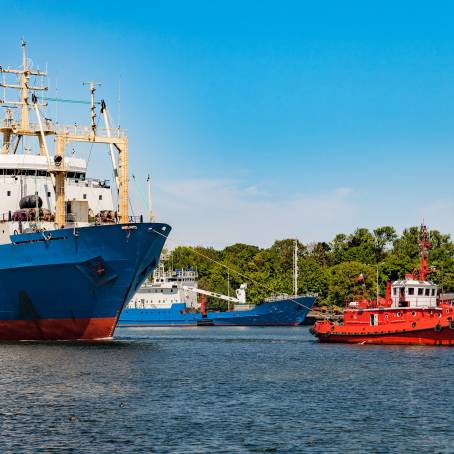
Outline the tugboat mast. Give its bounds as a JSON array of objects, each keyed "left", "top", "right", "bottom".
[
  {"left": 0, "top": 41, "right": 129, "bottom": 226},
  {"left": 418, "top": 224, "right": 431, "bottom": 281}
]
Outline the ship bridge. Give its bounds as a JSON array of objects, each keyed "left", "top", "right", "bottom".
[{"left": 391, "top": 278, "right": 438, "bottom": 308}]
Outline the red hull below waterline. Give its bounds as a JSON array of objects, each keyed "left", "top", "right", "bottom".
[
  {"left": 0, "top": 317, "right": 117, "bottom": 341},
  {"left": 314, "top": 327, "right": 454, "bottom": 346}
]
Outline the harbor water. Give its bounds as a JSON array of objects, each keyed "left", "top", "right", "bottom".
[{"left": 1, "top": 327, "right": 454, "bottom": 453}]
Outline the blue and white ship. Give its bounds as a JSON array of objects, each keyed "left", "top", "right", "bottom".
[
  {"left": 119, "top": 258, "right": 316, "bottom": 327},
  {"left": 0, "top": 42, "right": 170, "bottom": 340}
]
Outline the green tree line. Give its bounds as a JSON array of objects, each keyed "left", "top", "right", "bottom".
[{"left": 168, "top": 226, "right": 454, "bottom": 309}]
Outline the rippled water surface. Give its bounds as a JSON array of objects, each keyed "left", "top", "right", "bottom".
[{"left": 1, "top": 327, "right": 454, "bottom": 453}]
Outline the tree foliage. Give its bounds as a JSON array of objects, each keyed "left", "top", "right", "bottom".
[{"left": 167, "top": 226, "right": 454, "bottom": 309}]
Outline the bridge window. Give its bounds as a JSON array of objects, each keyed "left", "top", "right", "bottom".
[
  {"left": 393, "top": 288, "right": 397, "bottom": 295},
  {"left": 408, "top": 288, "right": 414, "bottom": 295},
  {"left": 432, "top": 289, "right": 436, "bottom": 296},
  {"left": 418, "top": 288, "right": 423, "bottom": 296},
  {"left": 425, "top": 289, "right": 430, "bottom": 296}
]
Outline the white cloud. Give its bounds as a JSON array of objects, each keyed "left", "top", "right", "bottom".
[
  {"left": 152, "top": 179, "right": 361, "bottom": 248},
  {"left": 135, "top": 178, "right": 454, "bottom": 249}
]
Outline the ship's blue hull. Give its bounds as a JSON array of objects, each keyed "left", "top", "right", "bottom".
[
  {"left": 118, "top": 296, "right": 316, "bottom": 327},
  {"left": 0, "top": 222, "right": 170, "bottom": 340}
]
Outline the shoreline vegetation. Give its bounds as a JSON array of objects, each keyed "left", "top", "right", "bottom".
[{"left": 168, "top": 226, "right": 454, "bottom": 311}]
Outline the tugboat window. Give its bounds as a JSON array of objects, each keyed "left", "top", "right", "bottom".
[
  {"left": 408, "top": 288, "right": 414, "bottom": 295},
  {"left": 418, "top": 288, "right": 423, "bottom": 296},
  {"left": 432, "top": 289, "right": 436, "bottom": 296},
  {"left": 425, "top": 289, "right": 430, "bottom": 296}
]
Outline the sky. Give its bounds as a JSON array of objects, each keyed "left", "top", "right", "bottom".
[{"left": 3, "top": 0, "right": 454, "bottom": 248}]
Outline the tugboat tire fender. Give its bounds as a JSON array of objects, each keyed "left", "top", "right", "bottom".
[
  {"left": 449, "top": 322, "right": 454, "bottom": 330},
  {"left": 434, "top": 324, "right": 442, "bottom": 332}
]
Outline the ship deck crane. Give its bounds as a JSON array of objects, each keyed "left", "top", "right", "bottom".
[{"left": 182, "top": 284, "right": 248, "bottom": 305}]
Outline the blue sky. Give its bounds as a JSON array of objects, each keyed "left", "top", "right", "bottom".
[{"left": 4, "top": 1, "right": 454, "bottom": 247}]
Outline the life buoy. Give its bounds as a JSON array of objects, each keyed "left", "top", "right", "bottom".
[{"left": 434, "top": 324, "right": 442, "bottom": 332}]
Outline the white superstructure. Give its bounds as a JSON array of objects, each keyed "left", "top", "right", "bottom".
[
  {"left": 391, "top": 278, "right": 438, "bottom": 308},
  {"left": 127, "top": 265, "right": 200, "bottom": 310},
  {"left": 0, "top": 154, "right": 114, "bottom": 218}
]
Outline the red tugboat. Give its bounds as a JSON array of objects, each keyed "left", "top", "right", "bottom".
[{"left": 311, "top": 225, "right": 454, "bottom": 345}]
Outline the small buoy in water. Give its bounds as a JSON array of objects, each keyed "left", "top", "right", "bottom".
[
  {"left": 68, "top": 415, "right": 77, "bottom": 422},
  {"left": 119, "top": 402, "right": 125, "bottom": 408}
]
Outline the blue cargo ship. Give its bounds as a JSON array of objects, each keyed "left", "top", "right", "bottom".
[
  {"left": 0, "top": 43, "right": 171, "bottom": 340},
  {"left": 0, "top": 223, "right": 170, "bottom": 340},
  {"left": 118, "top": 265, "right": 316, "bottom": 327}
]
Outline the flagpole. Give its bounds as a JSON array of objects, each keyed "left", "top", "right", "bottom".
[{"left": 376, "top": 265, "right": 379, "bottom": 306}]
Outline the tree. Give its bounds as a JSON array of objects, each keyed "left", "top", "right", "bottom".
[
  {"left": 299, "top": 257, "right": 328, "bottom": 300},
  {"left": 327, "top": 261, "right": 377, "bottom": 307},
  {"left": 165, "top": 225, "right": 454, "bottom": 309},
  {"left": 373, "top": 226, "right": 397, "bottom": 261}
]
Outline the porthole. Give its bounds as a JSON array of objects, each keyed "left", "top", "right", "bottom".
[
  {"left": 385, "top": 315, "right": 389, "bottom": 320},
  {"left": 412, "top": 311, "right": 416, "bottom": 317},
  {"left": 397, "top": 312, "right": 402, "bottom": 317}
]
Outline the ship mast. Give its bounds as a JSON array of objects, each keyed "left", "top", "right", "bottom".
[
  {"left": 0, "top": 42, "right": 129, "bottom": 226},
  {"left": 147, "top": 174, "right": 154, "bottom": 221},
  {"left": 293, "top": 239, "right": 298, "bottom": 296},
  {"left": 418, "top": 224, "right": 430, "bottom": 281}
]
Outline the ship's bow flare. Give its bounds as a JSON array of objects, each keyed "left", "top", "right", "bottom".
[{"left": 0, "top": 222, "right": 171, "bottom": 341}]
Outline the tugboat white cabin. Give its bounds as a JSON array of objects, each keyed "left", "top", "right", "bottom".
[{"left": 391, "top": 277, "right": 438, "bottom": 308}]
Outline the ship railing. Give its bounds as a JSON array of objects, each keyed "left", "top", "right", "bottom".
[
  {"left": 1, "top": 119, "right": 127, "bottom": 138},
  {"left": 1, "top": 119, "right": 54, "bottom": 133},
  {"left": 153, "top": 269, "right": 198, "bottom": 280},
  {"left": 264, "top": 293, "right": 318, "bottom": 302},
  {"left": 128, "top": 215, "right": 143, "bottom": 223},
  {"left": 0, "top": 209, "right": 54, "bottom": 223},
  {"left": 55, "top": 124, "right": 126, "bottom": 138},
  {"left": 70, "top": 178, "right": 111, "bottom": 188},
  {"left": 264, "top": 294, "right": 291, "bottom": 302}
]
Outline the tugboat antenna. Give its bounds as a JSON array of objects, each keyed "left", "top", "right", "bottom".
[{"left": 419, "top": 224, "right": 431, "bottom": 281}]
